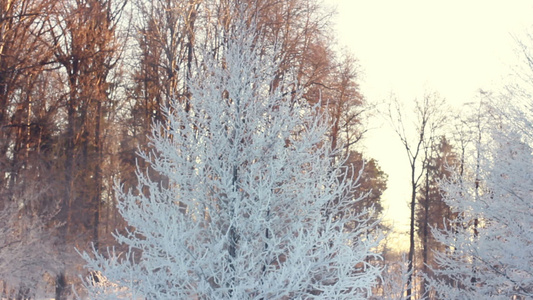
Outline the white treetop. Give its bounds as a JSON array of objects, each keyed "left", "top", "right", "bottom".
[
  {"left": 429, "top": 99, "right": 533, "bottom": 299},
  {"left": 81, "top": 18, "right": 381, "bottom": 299}
]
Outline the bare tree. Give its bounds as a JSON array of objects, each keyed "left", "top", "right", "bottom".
[
  {"left": 48, "top": 0, "right": 126, "bottom": 241},
  {"left": 385, "top": 92, "right": 447, "bottom": 299},
  {"left": 44, "top": 0, "right": 128, "bottom": 296},
  {"left": 326, "top": 51, "right": 367, "bottom": 153},
  {"left": 0, "top": 0, "right": 56, "bottom": 196},
  {"left": 0, "top": 0, "right": 70, "bottom": 296},
  {"left": 415, "top": 136, "right": 457, "bottom": 299}
]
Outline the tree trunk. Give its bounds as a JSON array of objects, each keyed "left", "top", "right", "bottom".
[
  {"left": 55, "top": 272, "right": 66, "bottom": 300},
  {"left": 406, "top": 178, "right": 416, "bottom": 300},
  {"left": 422, "top": 163, "right": 430, "bottom": 298},
  {"left": 92, "top": 100, "right": 102, "bottom": 251}
]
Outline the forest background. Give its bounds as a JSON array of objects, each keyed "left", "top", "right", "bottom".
[{"left": 0, "top": 0, "right": 531, "bottom": 299}]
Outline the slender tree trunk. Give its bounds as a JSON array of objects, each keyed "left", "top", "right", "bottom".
[
  {"left": 0, "top": 3, "right": 10, "bottom": 187},
  {"left": 92, "top": 100, "right": 102, "bottom": 251},
  {"left": 471, "top": 112, "right": 482, "bottom": 286},
  {"left": 55, "top": 272, "right": 66, "bottom": 300},
  {"left": 407, "top": 177, "right": 416, "bottom": 300},
  {"left": 0, "top": 79, "right": 7, "bottom": 190},
  {"left": 422, "top": 162, "right": 430, "bottom": 298},
  {"left": 64, "top": 83, "right": 77, "bottom": 239},
  {"left": 228, "top": 165, "right": 239, "bottom": 297}
]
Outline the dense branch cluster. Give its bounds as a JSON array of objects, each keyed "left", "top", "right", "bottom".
[{"left": 82, "top": 23, "right": 381, "bottom": 299}]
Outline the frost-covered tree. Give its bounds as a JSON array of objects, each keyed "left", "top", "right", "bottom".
[
  {"left": 373, "top": 252, "right": 412, "bottom": 300},
  {"left": 428, "top": 99, "right": 533, "bottom": 299},
  {"left": 80, "top": 17, "right": 381, "bottom": 299}
]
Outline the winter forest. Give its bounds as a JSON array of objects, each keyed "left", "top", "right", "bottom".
[{"left": 0, "top": 0, "right": 531, "bottom": 299}]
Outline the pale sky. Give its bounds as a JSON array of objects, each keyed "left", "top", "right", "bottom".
[{"left": 326, "top": 0, "right": 533, "bottom": 241}]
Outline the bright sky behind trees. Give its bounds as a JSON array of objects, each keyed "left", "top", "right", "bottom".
[{"left": 327, "top": 0, "right": 533, "bottom": 237}]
